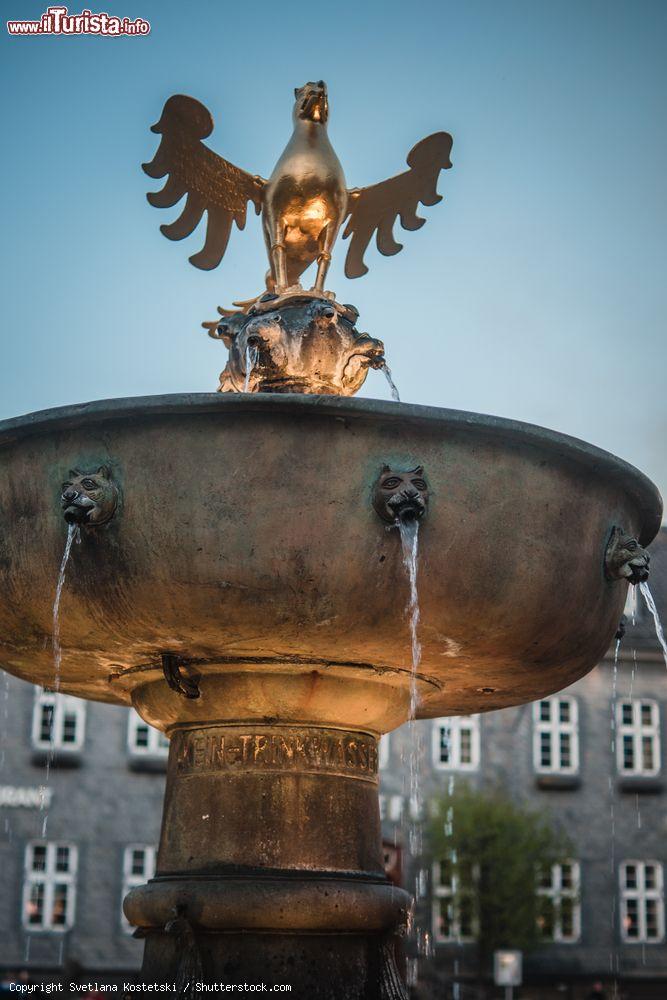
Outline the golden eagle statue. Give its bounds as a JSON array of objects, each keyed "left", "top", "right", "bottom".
[{"left": 143, "top": 81, "right": 453, "bottom": 296}]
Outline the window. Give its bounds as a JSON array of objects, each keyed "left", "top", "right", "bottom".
[
  {"left": 22, "top": 842, "right": 77, "bottom": 931},
  {"left": 533, "top": 697, "right": 579, "bottom": 774},
  {"left": 378, "top": 735, "right": 390, "bottom": 770},
  {"left": 537, "top": 862, "right": 581, "bottom": 942},
  {"left": 121, "top": 845, "right": 156, "bottom": 932},
  {"left": 432, "top": 717, "right": 480, "bottom": 770},
  {"left": 31, "top": 690, "right": 85, "bottom": 752},
  {"left": 620, "top": 862, "right": 664, "bottom": 943},
  {"left": 617, "top": 700, "right": 660, "bottom": 777},
  {"left": 432, "top": 858, "right": 477, "bottom": 942},
  {"left": 127, "top": 710, "right": 169, "bottom": 756}
]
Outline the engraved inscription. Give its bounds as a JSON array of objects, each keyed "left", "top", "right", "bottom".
[{"left": 175, "top": 727, "right": 378, "bottom": 782}]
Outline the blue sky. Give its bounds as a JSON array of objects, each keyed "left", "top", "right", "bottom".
[{"left": 2, "top": 0, "right": 666, "bottom": 503}]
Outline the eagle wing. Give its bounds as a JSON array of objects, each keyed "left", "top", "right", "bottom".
[
  {"left": 143, "top": 95, "right": 265, "bottom": 271},
  {"left": 342, "top": 132, "right": 453, "bottom": 279}
]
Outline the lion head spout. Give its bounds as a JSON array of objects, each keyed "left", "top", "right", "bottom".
[
  {"left": 373, "top": 466, "right": 429, "bottom": 525},
  {"left": 61, "top": 466, "right": 119, "bottom": 527},
  {"left": 605, "top": 526, "right": 650, "bottom": 585}
]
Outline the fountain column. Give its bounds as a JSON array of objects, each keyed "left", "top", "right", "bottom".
[{"left": 124, "top": 666, "right": 417, "bottom": 997}]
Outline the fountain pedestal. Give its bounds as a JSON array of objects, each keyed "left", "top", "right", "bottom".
[
  {"left": 125, "top": 665, "right": 416, "bottom": 996},
  {"left": 127, "top": 724, "right": 408, "bottom": 995}
]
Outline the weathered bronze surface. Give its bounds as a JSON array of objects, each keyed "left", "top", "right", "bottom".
[
  {"left": 0, "top": 394, "right": 661, "bottom": 718},
  {"left": 61, "top": 465, "right": 118, "bottom": 526},
  {"left": 604, "top": 525, "right": 651, "bottom": 584},
  {"left": 206, "top": 293, "right": 384, "bottom": 395},
  {"left": 143, "top": 82, "right": 452, "bottom": 294},
  {"left": 125, "top": 721, "right": 409, "bottom": 995}
]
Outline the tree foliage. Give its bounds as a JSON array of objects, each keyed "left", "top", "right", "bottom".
[{"left": 427, "top": 783, "right": 572, "bottom": 959}]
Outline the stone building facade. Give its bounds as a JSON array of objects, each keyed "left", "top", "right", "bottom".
[
  {"left": 0, "top": 690, "right": 165, "bottom": 974},
  {"left": 0, "top": 531, "right": 665, "bottom": 997},
  {"left": 380, "top": 528, "right": 667, "bottom": 998}
]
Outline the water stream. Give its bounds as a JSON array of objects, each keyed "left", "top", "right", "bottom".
[
  {"left": 629, "top": 646, "right": 638, "bottom": 698},
  {"left": 630, "top": 585, "right": 638, "bottom": 627},
  {"left": 452, "top": 958, "right": 461, "bottom": 1000},
  {"left": 397, "top": 515, "right": 433, "bottom": 972},
  {"left": 244, "top": 343, "right": 259, "bottom": 393},
  {"left": 609, "top": 638, "right": 620, "bottom": 876},
  {"left": 1, "top": 672, "right": 9, "bottom": 844},
  {"left": 378, "top": 361, "right": 401, "bottom": 402},
  {"left": 398, "top": 518, "right": 423, "bottom": 856},
  {"left": 638, "top": 581, "right": 667, "bottom": 668},
  {"left": 41, "top": 524, "right": 79, "bottom": 835},
  {"left": 0, "top": 670, "right": 8, "bottom": 771},
  {"left": 399, "top": 519, "right": 421, "bottom": 719},
  {"left": 53, "top": 524, "right": 79, "bottom": 694}
]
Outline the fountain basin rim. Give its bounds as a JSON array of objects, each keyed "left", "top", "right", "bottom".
[{"left": 0, "top": 391, "right": 661, "bottom": 544}]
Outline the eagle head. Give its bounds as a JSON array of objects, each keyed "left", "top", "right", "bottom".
[{"left": 293, "top": 81, "right": 329, "bottom": 124}]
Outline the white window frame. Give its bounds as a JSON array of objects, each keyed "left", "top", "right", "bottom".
[
  {"left": 533, "top": 697, "right": 579, "bottom": 775},
  {"left": 121, "top": 844, "right": 157, "bottom": 932},
  {"left": 127, "top": 709, "right": 170, "bottom": 756},
  {"left": 432, "top": 716, "right": 480, "bottom": 771},
  {"left": 432, "top": 859, "right": 477, "bottom": 943},
  {"left": 22, "top": 841, "right": 77, "bottom": 932},
  {"left": 616, "top": 700, "right": 661, "bottom": 777},
  {"left": 620, "top": 861, "right": 665, "bottom": 943},
  {"left": 378, "top": 735, "right": 390, "bottom": 770},
  {"left": 537, "top": 861, "right": 581, "bottom": 942},
  {"left": 31, "top": 689, "right": 86, "bottom": 752}
]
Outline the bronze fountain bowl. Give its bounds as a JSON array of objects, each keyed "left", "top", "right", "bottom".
[{"left": 0, "top": 392, "right": 660, "bottom": 729}]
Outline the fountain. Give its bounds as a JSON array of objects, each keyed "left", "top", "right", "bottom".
[{"left": 0, "top": 82, "right": 663, "bottom": 998}]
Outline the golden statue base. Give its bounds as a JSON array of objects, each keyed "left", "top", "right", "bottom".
[{"left": 204, "top": 292, "right": 385, "bottom": 396}]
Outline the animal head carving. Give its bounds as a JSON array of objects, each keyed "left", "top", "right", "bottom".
[
  {"left": 293, "top": 81, "right": 328, "bottom": 124},
  {"left": 373, "top": 466, "right": 429, "bottom": 525},
  {"left": 605, "top": 526, "right": 650, "bottom": 585},
  {"left": 61, "top": 466, "right": 119, "bottom": 527},
  {"left": 213, "top": 297, "right": 384, "bottom": 395}
]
